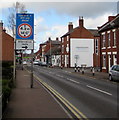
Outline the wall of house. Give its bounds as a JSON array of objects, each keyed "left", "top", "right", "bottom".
[
  {"left": 52, "top": 55, "right": 61, "bottom": 66},
  {"left": 61, "top": 36, "right": 70, "bottom": 67},
  {"left": 101, "top": 28, "right": 118, "bottom": 72},
  {"left": 70, "top": 38, "right": 94, "bottom": 67},
  {"left": 93, "top": 37, "right": 101, "bottom": 68},
  {"left": 1, "top": 31, "right": 14, "bottom": 61}
]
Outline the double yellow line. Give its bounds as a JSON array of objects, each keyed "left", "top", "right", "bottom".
[{"left": 33, "top": 74, "right": 88, "bottom": 120}]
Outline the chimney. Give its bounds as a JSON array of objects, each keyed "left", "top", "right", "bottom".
[
  {"left": 79, "top": 16, "right": 84, "bottom": 27},
  {"left": 68, "top": 22, "right": 73, "bottom": 32},
  {"left": 0, "top": 20, "right": 3, "bottom": 29},
  {"left": 3, "top": 28, "right": 6, "bottom": 32},
  {"left": 108, "top": 16, "right": 115, "bottom": 22},
  {"left": 48, "top": 37, "right": 51, "bottom": 41},
  {"left": 56, "top": 37, "right": 59, "bottom": 41}
]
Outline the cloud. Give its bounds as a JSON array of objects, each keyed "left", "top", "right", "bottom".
[{"left": 25, "top": 2, "right": 117, "bottom": 18}]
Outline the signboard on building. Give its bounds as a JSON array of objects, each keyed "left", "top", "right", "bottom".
[
  {"left": 16, "top": 13, "right": 34, "bottom": 40},
  {"left": 16, "top": 40, "right": 34, "bottom": 50}
]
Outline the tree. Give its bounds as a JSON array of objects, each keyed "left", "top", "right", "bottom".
[{"left": 7, "top": 2, "right": 26, "bottom": 36}]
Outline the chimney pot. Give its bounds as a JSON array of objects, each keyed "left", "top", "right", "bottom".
[
  {"left": 68, "top": 22, "right": 73, "bottom": 32},
  {"left": 0, "top": 20, "right": 3, "bottom": 28},
  {"left": 48, "top": 37, "right": 51, "bottom": 41},
  {"left": 3, "top": 28, "right": 6, "bottom": 32},
  {"left": 56, "top": 37, "right": 59, "bottom": 41},
  {"left": 79, "top": 16, "right": 84, "bottom": 27}
]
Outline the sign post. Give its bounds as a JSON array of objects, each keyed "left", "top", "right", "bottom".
[{"left": 16, "top": 13, "right": 34, "bottom": 88}]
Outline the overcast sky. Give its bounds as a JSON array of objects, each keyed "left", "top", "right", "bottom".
[{"left": 0, "top": 0, "right": 119, "bottom": 52}]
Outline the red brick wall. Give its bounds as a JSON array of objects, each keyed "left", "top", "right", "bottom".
[
  {"left": 117, "top": 28, "right": 119, "bottom": 64},
  {"left": 1, "top": 31, "right": 14, "bottom": 61},
  {"left": 70, "top": 27, "right": 94, "bottom": 39},
  {"left": 93, "top": 37, "right": 101, "bottom": 68},
  {"left": 100, "top": 28, "right": 118, "bottom": 72}
]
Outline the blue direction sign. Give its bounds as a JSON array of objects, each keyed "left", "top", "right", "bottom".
[{"left": 16, "top": 13, "right": 34, "bottom": 40}]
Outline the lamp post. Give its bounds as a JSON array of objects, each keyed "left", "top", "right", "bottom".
[{"left": 50, "top": 39, "right": 52, "bottom": 66}]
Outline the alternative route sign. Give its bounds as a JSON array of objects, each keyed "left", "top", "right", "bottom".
[
  {"left": 16, "top": 40, "right": 34, "bottom": 50},
  {"left": 16, "top": 13, "right": 34, "bottom": 40}
]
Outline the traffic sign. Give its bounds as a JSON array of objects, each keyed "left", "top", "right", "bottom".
[
  {"left": 16, "top": 40, "right": 34, "bottom": 50},
  {"left": 16, "top": 13, "right": 34, "bottom": 40}
]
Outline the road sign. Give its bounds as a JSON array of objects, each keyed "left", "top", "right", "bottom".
[
  {"left": 16, "top": 13, "right": 34, "bottom": 40},
  {"left": 16, "top": 40, "right": 34, "bottom": 50}
]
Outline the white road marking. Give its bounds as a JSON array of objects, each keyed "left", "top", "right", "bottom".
[
  {"left": 86, "top": 85, "right": 112, "bottom": 96},
  {"left": 56, "top": 74, "right": 64, "bottom": 78},
  {"left": 67, "top": 78, "right": 80, "bottom": 84},
  {"left": 64, "top": 71, "right": 71, "bottom": 74},
  {"left": 49, "top": 72, "right": 54, "bottom": 74}
]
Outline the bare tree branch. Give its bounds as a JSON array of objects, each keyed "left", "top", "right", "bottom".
[{"left": 7, "top": 2, "right": 26, "bottom": 36}]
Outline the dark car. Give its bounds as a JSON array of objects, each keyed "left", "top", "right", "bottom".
[{"left": 109, "top": 65, "right": 119, "bottom": 81}]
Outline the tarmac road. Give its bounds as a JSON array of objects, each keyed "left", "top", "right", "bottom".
[{"left": 27, "top": 65, "right": 118, "bottom": 119}]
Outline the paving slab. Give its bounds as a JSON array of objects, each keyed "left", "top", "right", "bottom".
[{"left": 2, "top": 70, "right": 69, "bottom": 119}]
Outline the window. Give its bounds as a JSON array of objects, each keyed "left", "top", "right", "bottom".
[
  {"left": 66, "top": 44, "right": 69, "bottom": 53},
  {"left": 102, "top": 34, "right": 106, "bottom": 48},
  {"left": 67, "top": 36, "right": 69, "bottom": 41},
  {"left": 103, "top": 55, "right": 106, "bottom": 68},
  {"left": 62, "top": 45, "right": 64, "bottom": 53},
  {"left": 62, "top": 38, "right": 64, "bottom": 43},
  {"left": 95, "top": 39, "right": 98, "bottom": 54},
  {"left": 116, "top": 66, "right": 119, "bottom": 71},
  {"left": 113, "top": 31, "right": 116, "bottom": 46},
  {"left": 113, "top": 55, "right": 117, "bottom": 65},
  {"left": 112, "top": 65, "right": 117, "bottom": 71},
  {"left": 108, "top": 33, "right": 111, "bottom": 47}
]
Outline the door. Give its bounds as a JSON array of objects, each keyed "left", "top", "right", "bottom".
[
  {"left": 115, "top": 65, "right": 119, "bottom": 80},
  {"left": 108, "top": 55, "right": 111, "bottom": 72}
]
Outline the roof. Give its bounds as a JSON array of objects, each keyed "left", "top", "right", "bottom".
[
  {"left": 61, "top": 27, "right": 78, "bottom": 37},
  {"left": 50, "top": 40, "right": 61, "bottom": 45},
  {"left": 88, "top": 29, "right": 100, "bottom": 37},
  {"left": 61, "top": 27, "right": 99, "bottom": 37},
  {"left": 45, "top": 45, "right": 61, "bottom": 55},
  {"left": 99, "top": 14, "right": 119, "bottom": 32}
]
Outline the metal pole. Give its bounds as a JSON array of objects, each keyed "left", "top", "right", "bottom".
[
  {"left": 50, "top": 40, "right": 52, "bottom": 66},
  {"left": 31, "top": 49, "right": 33, "bottom": 88},
  {"left": 13, "top": 25, "right": 16, "bottom": 87}
]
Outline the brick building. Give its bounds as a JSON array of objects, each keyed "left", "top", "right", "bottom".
[
  {"left": 61, "top": 17, "right": 100, "bottom": 68},
  {"left": 99, "top": 14, "right": 119, "bottom": 72},
  {"left": 36, "top": 37, "right": 61, "bottom": 66},
  {"left": 0, "top": 21, "right": 14, "bottom": 62}
]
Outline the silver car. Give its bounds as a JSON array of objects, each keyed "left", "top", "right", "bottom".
[{"left": 109, "top": 65, "right": 119, "bottom": 81}]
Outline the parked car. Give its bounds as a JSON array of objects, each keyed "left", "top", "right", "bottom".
[
  {"left": 23, "top": 61, "right": 27, "bottom": 65},
  {"left": 33, "top": 61, "right": 41, "bottom": 65},
  {"left": 109, "top": 65, "right": 119, "bottom": 81},
  {"left": 40, "top": 62, "right": 48, "bottom": 67}
]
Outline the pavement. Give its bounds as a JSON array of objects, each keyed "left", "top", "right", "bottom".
[
  {"left": 2, "top": 69, "right": 69, "bottom": 119},
  {"left": 63, "top": 67, "right": 109, "bottom": 81}
]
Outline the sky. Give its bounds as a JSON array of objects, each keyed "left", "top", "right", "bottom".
[{"left": 0, "top": 0, "right": 119, "bottom": 52}]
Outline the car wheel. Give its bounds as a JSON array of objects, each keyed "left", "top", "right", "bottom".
[{"left": 109, "top": 75, "right": 113, "bottom": 81}]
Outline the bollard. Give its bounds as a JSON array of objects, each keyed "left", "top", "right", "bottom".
[
  {"left": 82, "top": 67, "right": 84, "bottom": 74},
  {"left": 90, "top": 67, "right": 92, "bottom": 72},
  {"left": 92, "top": 67, "right": 95, "bottom": 76},
  {"left": 78, "top": 66, "right": 80, "bottom": 72},
  {"left": 74, "top": 67, "right": 76, "bottom": 72}
]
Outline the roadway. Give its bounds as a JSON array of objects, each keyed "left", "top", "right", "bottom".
[{"left": 26, "top": 65, "right": 118, "bottom": 119}]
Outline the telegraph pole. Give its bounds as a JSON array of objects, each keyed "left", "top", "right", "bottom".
[
  {"left": 13, "top": 25, "right": 16, "bottom": 87},
  {"left": 31, "top": 49, "right": 34, "bottom": 88}
]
